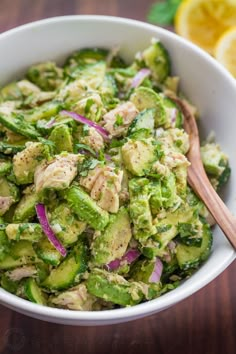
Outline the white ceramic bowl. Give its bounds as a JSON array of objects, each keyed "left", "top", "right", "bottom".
[{"left": 0, "top": 15, "right": 235, "bottom": 326}]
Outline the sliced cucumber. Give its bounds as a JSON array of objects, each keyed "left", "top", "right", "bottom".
[
  {"left": 13, "top": 189, "right": 38, "bottom": 222},
  {"left": 24, "top": 100, "right": 62, "bottom": 123},
  {"left": 0, "top": 141, "right": 26, "bottom": 155},
  {"left": 0, "top": 160, "right": 12, "bottom": 176},
  {"left": 24, "top": 278, "right": 47, "bottom": 305},
  {"left": 34, "top": 237, "right": 62, "bottom": 266},
  {"left": 64, "top": 186, "right": 109, "bottom": 231},
  {"left": 128, "top": 108, "right": 155, "bottom": 136},
  {"left": 42, "top": 243, "right": 87, "bottom": 291},
  {"left": 130, "top": 87, "right": 166, "bottom": 127},
  {"left": 163, "top": 96, "right": 183, "bottom": 128},
  {"left": 0, "top": 240, "right": 39, "bottom": 270},
  {"left": 176, "top": 224, "right": 213, "bottom": 270},
  {"left": 1, "top": 273, "right": 18, "bottom": 294},
  {"left": 142, "top": 41, "right": 170, "bottom": 83},
  {"left": 0, "top": 113, "right": 40, "bottom": 139}
]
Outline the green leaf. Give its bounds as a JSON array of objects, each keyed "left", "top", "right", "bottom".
[{"left": 147, "top": 0, "right": 182, "bottom": 25}]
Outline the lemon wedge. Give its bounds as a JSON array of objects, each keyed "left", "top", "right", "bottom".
[
  {"left": 175, "top": 0, "right": 236, "bottom": 54},
  {"left": 215, "top": 26, "right": 236, "bottom": 77}
]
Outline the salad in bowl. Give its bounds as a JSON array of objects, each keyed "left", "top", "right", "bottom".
[{"left": 0, "top": 38, "right": 230, "bottom": 311}]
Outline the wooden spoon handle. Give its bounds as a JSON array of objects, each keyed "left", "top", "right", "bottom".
[{"left": 188, "top": 162, "right": 236, "bottom": 249}]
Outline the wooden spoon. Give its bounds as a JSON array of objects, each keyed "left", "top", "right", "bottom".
[{"left": 172, "top": 97, "right": 236, "bottom": 250}]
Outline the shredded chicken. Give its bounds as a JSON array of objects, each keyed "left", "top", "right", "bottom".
[
  {"left": 0, "top": 196, "right": 13, "bottom": 216},
  {"left": 6, "top": 266, "right": 37, "bottom": 282},
  {"left": 35, "top": 154, "right": 81, "bottom": 193},
  {"left": 103, "top": 101, "right": 138, "bottom": 137},
  {"left": 50, "top": 284, "right": 96, "bottom": 311},
  {"left": 81, "top": 127, "right": 104, "bottom": 152},
  {"left": 80, "top": 165, "right": 123, "bottom": 213}
]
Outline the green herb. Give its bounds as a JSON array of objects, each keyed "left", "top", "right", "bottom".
[
  {"left": 75, "top": 143, "right": 96, "bottom": 156},
  {"left": 156, "top": 224, "right": 172, "bottom": 233},
  {"left": 78, "top": 158, "right": 103, "bottom": 177},
  {"left": 147, "top": 0, "right": 182, "bottom": 26},
  {"left": 85, "top": 98, "right": 95, "bottom": 115},
  {"left": 114, "top": 114, "right": 124, "bottom": 128}
]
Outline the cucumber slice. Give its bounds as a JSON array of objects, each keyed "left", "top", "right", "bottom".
[
  {"left": 1, "top": 273, "right": 18, "bottom": 294},
  {"left": 142, "top": 41, "right": 170, "bottom": 83},
  {"left": 128, "top": 108, "right": 155, "bottom": 136},
  {"left": 24, "top": 278, "right": 47, "bottom": 305},
  {"left": 163, "top": 97, "right": 183, "bottom": 128},
  {"left": 130, "top": 87, "right": 166, "bottom": 127},
  {"left": 64, "top": 186, "right": 109, "bottom": 231},
  {"left": 13, "top": 189, "right": 38, "bottom": 222},
  {"left": 34, "top": 237, "right": 62, "bottom": 266},
  {"left": 0, "top": 141, "right": 26, "bottom": 155},
  {"left": 42, "top": 244, "right": 87, "bottom": 291},
  {"left": 0, "top": 240, "right": 39, "bottom": 270},
  {"left": 24, "top": 101, "right": 63, "bottom": 123},
  {"left": 0, "top": 113, "right": 40, "bottom": 139},
  {"left": 176, "top": 224, "right": 213, "bottom": 270}
]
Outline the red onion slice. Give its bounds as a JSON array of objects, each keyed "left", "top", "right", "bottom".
[
  {"left": 35, "top": 203, "right": 67, "bottom": 257},
  {"left": 60, "top": 110, "right": 109, "bottom": 139},
  {"left": 131, "top": 68, "right": 151, "bottom": 88},
  {"left": 107, "top": 249, "right": 140, "bottom": 271},
  {"left": 149, "top": 258, "right": 163, "bottom": 283}
]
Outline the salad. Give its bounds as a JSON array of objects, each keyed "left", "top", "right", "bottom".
[{"left": 0, "top": 40, "right": 230, "bottom": 310}]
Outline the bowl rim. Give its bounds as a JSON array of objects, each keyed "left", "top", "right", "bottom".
[{"left": 0, "top": 14, "right": 235, "bottom": 323}]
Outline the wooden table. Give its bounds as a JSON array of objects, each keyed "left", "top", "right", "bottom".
[{"left": 0, "top": 0, "right": 235, "bottom": 353}]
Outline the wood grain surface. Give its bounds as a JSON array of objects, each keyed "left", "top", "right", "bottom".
[{"left": 0, "top": 1, "right": 236, "bottom": 353}]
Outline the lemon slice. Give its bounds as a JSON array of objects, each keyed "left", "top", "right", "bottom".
[
  {"left": 175, "top": 0, "right": 233, "bottom": 54},
  {"left": 215, "top": 27, "right": 236, "bottom": 77}
]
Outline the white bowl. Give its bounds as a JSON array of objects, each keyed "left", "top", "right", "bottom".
[{"left": 0, "top": 15, "right": 235, "bottom": 326}]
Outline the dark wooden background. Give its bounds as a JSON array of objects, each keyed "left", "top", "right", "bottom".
[{"left": 0, "top": 0, "right": 235, "bottom": 353}]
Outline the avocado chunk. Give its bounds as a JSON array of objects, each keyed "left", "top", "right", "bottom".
[
  {"left": 129, "top": 178, "right": 156, "bottom": 240},
  {"left": 92, "top": 207, "right": 132, "bottom": 265},
  {"left": 5, "top": 223, "right": 43, "bottom": 242},
  {"left": 49, "top": 203, "right": 86, "bottom": 246},
  {"left": 200, "top": 143, "right": 228, "bottom": 176},
  {"left": 49, "top": 124, "right": 73, "bottom": 153},
  {"left": 142, "top": 41, "right": 170, "bottom": 83},
  {"left": 121, "top": 138, "right": 157, "bottom": 176},
  {"left": 64, "top": 185, "right": 109, "bottom": 231},
  {"left": 13, "top": 142, "right": 50, "bottom": 184},
  {"left": 42, "top": 243, "right": 88, "bottom": 291},
  {"left": 130, "top": 87, "right": 166, "bottom": 127},
  {"left": 0, "top": 82, "right": 22, "bottom": 101},
  {"left": 13, "top": 187, "right": 38, "bottom": 222},
  {"left": 0, "top": 160, "right": 12, "bottom": 176},
  {"left": 86, "top": 269, "right": 144, "bottom": 306}
]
